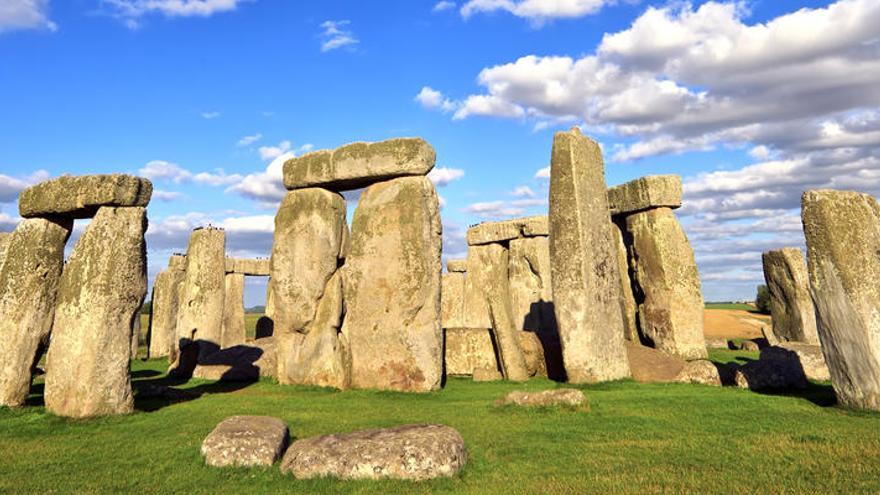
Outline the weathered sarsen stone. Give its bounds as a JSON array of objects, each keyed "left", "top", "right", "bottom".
[
  {"left": 762, "top": 248, "right": 820, "bottom": 344},
  {"left": 802, "top": 189, "right": 880, "bottom": 411},
  {"left": 466, "top": 216, "right": 548, "bottom": 246},
  {"left": 221, "top": 273, "right": 246, "bottom": 349},
  {"left": 612, "top": 221, "right": 639, "bottom": 342},
  {"left": 147, "top": 260, "right": 186, "bottom": 359},
  {"left": 342, "top": 176, "right": 442, "bottom": 392},
  {"left": 441, "top": 271, "right": 467, "bottom": 329},
  {"left": 0, "top": 232, "right": 10, "bottom": 273},
  {"left": 446, "top": 259, "right": 467, "bottom": 273},
  {"left": 45, "top": 207, "right": 147, "bottom": 417},
  {"left": 174, "top": 227, "right": 226, "bottom": 362},
  {"left": 0, "top": 218, "right": 71, "bottom": 407},
  {"left": 284, "top": 138, "right": 436, "bottom": 192},
  {"left": 18, "top": 174, "right": 152, "bottom": 219},
  {"left": 202, "top": 415, "right": 289, "bottom": 467},
  {"left": 444, "top": 328, "right": 497, "bottom": 375},
  {"left": 607, "top": 175, "right": 682, "bottom": 215},
  {"left": 549, "top": 128, "right": 630, "bottom": 382},
  {"left": 625, "top": 207, "right": 707, "bottom": 359}
]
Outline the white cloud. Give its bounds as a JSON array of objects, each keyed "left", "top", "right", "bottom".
[
  {"left": 415, "top": 87, "right": 457, "bottom": 113},
  {"left": 0, "top": 170, "right": 49, "bottom": 203},
  {"left": 433, "top": 1, "right": 456, "bottom": 12},
  {"left": 0, "top": 0, "right": 56, "bottom": 33},
  {"left": 138, "top": 160, "right": 242, "bottom": 186},
  {"left": 534, "top": 166, "right": 550, "bottom": 179},
  {"left": 460, "top": 0, "right": 613, "bottom": 22},
  {"left": 463, "top": 200, "right": 524, "bottom": 218},
  {"left": 511, "top": 185, "right": 535, "bottom": 197},
  {"left": 104, "top": 0, "right": 248, "bottom": 28},
  {"left": 237, "top": 133, "right": 263, "bottom": 147},
  {"left": 146, "top": 210, "right": 274, "bottom": 256},
  {"left": 152, "top": 190, "right": 184, "bottom": 201},
  {"left": 320, "top": 20, "right": 359, "bottom": 52},
  {"left": 201, "top": 111, "right": 220, "bottom": 119},
  {"left": 258, "top": 140, "right": 291, "bottom": 161},
  {"left": 227, "top": 152, "right": 291, "bottom": 207},
  {"left": 427, "top": 167, "right": 465, "bottom": 187}
]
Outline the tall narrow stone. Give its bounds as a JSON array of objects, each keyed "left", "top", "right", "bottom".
[
  {"left": 147, "top": 261, "right": 186, "bottom": 359},
  {"left": 0, "top": 232, "right": 11, "bottom": 273},
  {"left": 441, "top": 271, "right": 466, "bottom": 329},
  {"left": 174, "top": 228, "right": 226, "bottom": 361},
  {"left": 342, "top": 177, "right": 442, "bottom": 392},
  {"left": 762, "top": 248, "right": 820, "bottom": 344},
  {"left": 0, "top": 218, "right": 71, "bottom": 407},
  {"left": 462, "top": 249, "right": 492, "bottom": 329},
  {"left": 269, "top": 188, "right": 347, "bottom": 385},
  {"left": 468, "top": 243, "right": 529, "bottom": 381},
  {"left": 131, "top": 314, "right": 141, "bottom": 359},
  {"left": 612, "top": 221, "right": 639, "bottom": 342},
  {"left": 549, "top": 128, "right": 630, "bottom": 383},
  {"left": 45, "top": 207, "right": 147, "bottom": 417},
  {"left": 802, "top": 189, "right": 880, "bottom": 411},
  {"left": 222, "top": 273, "right": 246, "bottom": 348}
]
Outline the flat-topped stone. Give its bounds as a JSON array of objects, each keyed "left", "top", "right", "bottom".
[
  {"left": 283, "top": 138, "right": 435, "bottom": 192},
  {"left": 225, "top": 258, "right": 271, "bottom": 276},
  {"left": 201, "top": 415, "right": 289, "bottom": 467},
  {"left": 608, "top": 175, "right": 681, "bottom": 216},
  {"left": 499, "top": 389, "right": 587, "bottom": 408},
  {"left": 19, "top": 174, "right": 152, "bottom": 219},
  {"left": 446, "top": 259, "right": 467, "bottom": 273},
  {"left": 466, "top": 216, "right": 549, "bottom": 246}
]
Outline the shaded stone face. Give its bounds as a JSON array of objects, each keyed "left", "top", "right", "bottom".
[
  {"left": 280, "top": 424, "right": 467, "bottom": 481},
  {"left": 341, "top": 176, "right": 442, "bottom": 392},
  {"left": 441, "top": 272, "right": 467, "bottom": 329},
  {"left": 147, "top": 268, "right": 185, "bottom": 359},
  {"left": 625, "top": 207, "right": 707, "bottom": 360},
  {"left": 607, "top": 175, "right": 682, "bottom": 216},
  {"left": 45, "top": 206, "right": 147, "bottom": 418},
  {"left": 0, "top": 217, "right": 72, "bottom": 407},
  {"left": 283, "top": 138, "right": 436, "bottom": 192},
  {"left": 466, "top": 216, "right": 548, "bottom": 246},
  {"left": 201, "top": 416, "right": 289, "bottom": 468},
  {"left": 221, "top": 273, "right": 246, "bottom": 349},
  {"left": 174, "top": 228, "right": 226, "bottom": 364},
  {"left": 443, "top": 328, "right": 497, "bottom": 376},
  {"left": 548, "top": 129, "right": 630, "bottom": 383},
  {"left": 612, "top": 221, "right": 640, "bottom": 342},
  {"left": 18, "top": 174, "right": 152, "bottom": 219},
  {"left": 802, "top": 189, "right": 880, "bottom": 411},
  {"left": 762, "top": 248, "right": 820, "bottom": 344}
]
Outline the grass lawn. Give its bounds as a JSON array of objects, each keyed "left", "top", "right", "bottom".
[{"left": 704, "top": 302, "right": 763, "bottom": 313}]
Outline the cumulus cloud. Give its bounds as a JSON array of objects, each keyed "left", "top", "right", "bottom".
[
  {"left": 427, "top": 167, "right": 465, "bottom": 187},
  {"left": 320, "top": 20, "right": 359, "bottom": 52},
  {"left": 415, "top": 87, "right": 457, "bottom": 113},
  {"left": 460, "top": 0, "right": 613, "bottom": 23},
  {"left": 0, "top": 170, "right": 49, "bottom": 203},
  {"left": 226, "top": 152, "right": 291, "bottom": 207},
  {"left": 0, "top": 0, "right": 56, "bottom": 33},
  {"left": 258, "top": 140, "right": 291, "bottom": 161}
]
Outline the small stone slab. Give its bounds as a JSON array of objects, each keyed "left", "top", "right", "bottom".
[
  {"left": 466, "top": 216, "right": 549, "bottom": 246},
  {"left": 225, "top": 258, "right": 271, "bottom": 276},
  {"left": 499, "top": 389, "right": 588, "bottom": 408},
  {"left": 280, "top": 424, "right": 467, "bottom": 480},
  {"left": 472, "top": 367, "right": 503, "bottom": 382},
  {"left": 607, "top": 175, "right": 681, "bottom": 216},
  {"left": 446, "top": 259, "right": 467, "bottom": 273},
  {"left": 201, "top": 415, "right": 289, "bottom": 467},
  {"left": 283, "top": 138, "right": 435, "bottom": 192},
  {"left": 674, "top": 360, "right": 722, "bottom": 386},
  {"left": 19, "top": 174, "right": 153, "bottom": 219}
]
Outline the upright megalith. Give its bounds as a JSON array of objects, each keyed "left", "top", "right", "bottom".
[
  {"left": 762, "top": 248, "right": 819, "bottom": 344},
  {"left": 0, "top": 218, "right": 72, "bottom": 407},
  {"left": 222, "top": 273, "right": 246, "bottom": 349},
  {"left": 612, "top": 222, "right": 639, "bottom": 342},
  {"left": 270, "top": 188, "right": 347, "bottom": 386},
  {"left": 0, "top": 232, "right": 11, "bottom": 272},
  {"left": 18, "top": 174, "right": 152, "bottom": 219},
  {"left": 802, "top": 189, "right": 880, "bottom": 411},
  {"left": 45, "top": 207, "right": 147, "bottom": 417},
  {"left": 441, "top": 270, "right": 467, "bottom": 329},
  {"left": 549, "top": 128, "right": 630, "bottom": 383},
  {"left": 174, "top": 227, "right": 226, "bottom": 363},
  {"left": 147, "top": 255, "right": 186, "bottom": 359},
  {"left": 342, "top": 176, "right": 443, "bottom": 392}
]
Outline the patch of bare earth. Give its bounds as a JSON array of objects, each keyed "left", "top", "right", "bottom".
[{"left": 703, "top": 309, "right": 770, "bottom": 340}]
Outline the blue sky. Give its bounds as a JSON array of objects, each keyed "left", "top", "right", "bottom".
[{"left": 1, "top": 0, "right": 878, "bottom": 305}]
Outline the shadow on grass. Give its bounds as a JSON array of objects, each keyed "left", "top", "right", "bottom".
[
  {"left": 132, "top": 374, "right": 257, "bottom": 413},
  {"left": 750, "top": 382, "right": 838, "bottom": 408}
]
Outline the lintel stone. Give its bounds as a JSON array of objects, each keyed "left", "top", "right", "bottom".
[
  {"left": 607, "top": 175, "right": 681, "bottom": 216},
  {"left": 19, "top": 174, "right": 153, "bottom": 219},
  {"left": 466, "top": 216, "right": 549, "bottom": 246}
]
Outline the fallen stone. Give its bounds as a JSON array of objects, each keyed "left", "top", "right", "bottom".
[
  {"left": 739, "top": 340, "right": 760, "bottom": 351},
  {"left": 284, "top": 138, "right": 436, "bottom": 192},
  {"left": 147, "top": 267, "right": 186, "bottom": 359},
  {"left": 18, "top": 174, "right": 152, "bottom": 219},
  {"left": 0, "top": 217, "right": 72, "bottom": 407},
  {"left": 444, "top": 328, "right": 497, "bottom": 376},
  {"left": 280, "top": 424, "right": 467, "bottom": 481},
  {"left": 342, "top": 177, "right": 443, "bottom": 392},
  {"left": 202, "top": 416, "right": 289, "bottom": 468},
  {"left": 705, "top": 338, "right": 731, "bottom": 349},
  {"left": 778, "top": 342, "right": 831, "bottom": 382},
  {"left": 674, "top": 360, "right": 722, "bottom": 386},
  {"left": 472, "top": 367, "right": 503, "bottom": 382},
  {"left": 499, "top": 388, "right": 588, "bottom": 408},
  {"left": 192, "top": 345, "right": 264, "bottom": 382},
  {"left": 612, "top": 221, "right": 639, "bottom": 342},
  {"left": 607, "top": 175, "right": 682, "bottom": 216},
  {"left": 446, "top": 259, "right": 467, "bottom": 273},
  {"left": 626, "top": 341, "right": 686, "bottom": 383},
  {"left": 221, "top": 273, "right": 246, "bottom": 349},
  {"left": 45, "top": 207, "right": 147, "bottom": 417},
  {"left": 225, "top": 258, "right": 271, "bottom": 276},
  {"left": 466, "top": 216, "right": 548, "bottom": 246},
  {"left": 549, "top": 128, "right": 630, "bottom": 383},
  {"left": 519, "top": 331, "right": 547, "bottom": 377},
  {"left": 734, "top": 346, "right": 809, "bottom": 391},
  {"left": 762, "top": 248, "right": 820, "bottom": 344}
]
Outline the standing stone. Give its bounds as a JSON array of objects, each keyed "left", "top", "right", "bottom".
[
  {"left": 222, "top": 273, "right": 246, "bottom": 348},
  {"left": 265, "top": 277, "right": 276, "bottom": 320},
  {"left": 549, "top": 128, "right": 630, "bottom": 382},
  {"left": 270, "top": 188, "right": 347, "bottom": 385},
  {"left": 444, "top": 328, "right": 498, "bottom": 375},
  {"left": 0, "top": 232, "right": 11, "bottom": 273},
  {"left": 342, "top": 176, "right": 442, "bottom": 392},
  {"left": 467, "top": 244, "right": 529, "bottom": 381},
  {"left": 612, "top": 221, "right": 639, "bottom": 342},
  {"left": 0, "top": 218, "right": 72, "bottom": 407},
  {"left": 762, "top": 248, "right": 820, "bottom": 344},
  {"left": 462, "top": 248, "right": 492, "bottom": 329},
  {"left": 147, "top": 262, "right": 186, "bottom": 359},
  {"left": 45, "top": 207, "right": 147, "bottom": 417},
  {"left": 441, "top": 271, "right": 466, "bottom": 329},
  {"left": 131, "top": 313, "right": 141, "bottom": 359},
  {"left": 174, "top": 228, "right": 226, "bottom": 361},
  {"left": 802, "top": 189, "right": 880, "bottom": 411},
  {"left": 625, "top": 207, "right": 707, "bottom": 360}
]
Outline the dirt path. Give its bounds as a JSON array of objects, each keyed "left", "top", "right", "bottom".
[{"left": 703, "top": 309, "right": 771, "bottom": 340}]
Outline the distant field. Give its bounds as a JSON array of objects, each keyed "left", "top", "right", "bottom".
[{"left": 704, "top": 302, "right": 760, "bottom": 312}]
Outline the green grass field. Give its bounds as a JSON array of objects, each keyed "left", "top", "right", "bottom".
[
  {"left": 2, "top": 343, "right": 879, "bottom": 494},
  {"left": 704, "top": 302, "right": 761, "bottom": 312}
]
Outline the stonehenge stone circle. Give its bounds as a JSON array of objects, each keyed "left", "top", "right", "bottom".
[
  {"left": 549, "top": 128, "right": 630, "bottom": 382},
  {"left": 147, "top": 256, "right": 186, "bottom": 359},
  {"left": 0, "top": 217, "right": 72, "bottom": 407},
  {"left": 201, "top": 416, "right": 290, "bottom": 467},
  {"left": 221, "top": 273, "right": 246, "bottom": 349},
  {"left": 174, "top": 227, "right": 226, "bottom": 364},
  {"left": 762, "top": 248, "right": 820, "bottom": 344},
  {"left": 342, "top": 176, "right": 443, "bottom": 392},
  {"left": 802, "top": 189, "right": 880, "bottom": 411},
  {"left": 45, "top": 206, "right": 147, "bottom": 417},
  {"left": 18, "top": 174, "right": 152, "bottom": 219}
]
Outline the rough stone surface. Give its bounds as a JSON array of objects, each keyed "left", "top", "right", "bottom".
[
  {"left": 549, "top": 128, "right": 630, "bottom": 383},
  {"left": 147, "top": 267, "right": 186, "bottom": 359},
  {"left": 45, "top": 207, "right": 147, "bottom": 417},
  {"left": 284, "top": 138, "right": 436, "bottom": 192},
  {"left": 168, "top": 254, "right": 187, "bottom": 271},
  {"left": 342, "top": 177, "right": 442, "bottom": 392},
  {"left": 734, "top": 346, "right": 809, "bottom": 391},
  {"left": 201, "top": 416, "right": 289, "bottom": 467},
  {"left": 472, "top": 367, "right": 503, "bottom": 382},
  {"left": 280, "top": 424, "right": 467, "bottom": 481},
  {"left": 519, "top": 331, "right": 547, "bottom": 377},
  {"left": 612, "top": 221, "right": 640, "bottom": 342},
  {"left": 0, "top": 232, "right": 10, "bottom": 273},
  {"left": 226, "top": 258, "right": 271, "bottom": 276},
  {"left": 269, "top": 188, "right": 347, "bottom": 385},
  {"left": 446, "top": 259, "right": 467, "bottom": 273},
  {"left": 499, "top": 389, "right": 587, "bottom": 408},
  {"left": 762, "top": 248, "right": 820, "bottom": 344},
  {"left": 462, "top": 247, "right": 492, "bottom": 330},
  {"left": 607, "top": 175, "right": 682, "bottom": 216},
  {"left": 626, "top": 341, "right": 686, "bottom": 383},
  {"left": 444, "top": 328, "right": 497, "bottom": 376},
  {"left": 222, "top": 273, "right": 246, "bottom": 349},
  {"left": 466, "top": 216, "right": 548, "bottom": 246},
  {"left": 131, "top": 314, "right": 141, "bottom": 359},
  {"left": 0, "top": 218, "right": 71, "bottom": 407},
  {"left": 174, "top": 228, "right": 226, "bottom": 365},
  {"left": 441, "top": 272, "right": 467, "bottom": 329},
  {"left": 802, "top": 189, "right": 880, "bottom": 410},
  {"left": 19, "top": 174, "right": 152, "bottom": 219},
  {"left": 252, "top": 337, "right": 277, "bottom": 378},
  {"left": 674, "top": 360, "right": 722, "bottom": 386},
  {"left": 467, "top": 243, "right": 529, "bottom": 381},
  {"left": 778, "top": 342, "right": 831, "bottom": 382},
  {"left": 625, "top": 207, "right": 707, "bottom": 360}
]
